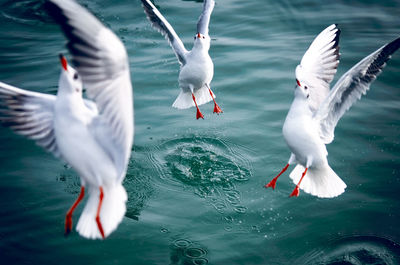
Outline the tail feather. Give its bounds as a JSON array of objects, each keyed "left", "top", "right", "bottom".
[
  {"left": 172, "top": 86, "right": 214, "bottom": 109},
  {"left": 289, "top": 164, "right": 346, "bottom": 198},
  {"left": 76, "top": 184, "right": 127, "bottom": 239}
]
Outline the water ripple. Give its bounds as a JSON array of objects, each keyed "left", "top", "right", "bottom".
[
  {"left": 149, "top": 135, "right": 252, "bottom": 214},
  {"left": 297, "top": 235, "right": 400, "bottom": 265},
  {"left": 56, "top": 150, "right": 155, "bottom": 221},
  {"left": 0, "top": 0, "right": 49, "bottom": 25},
  {"left": 170, "top": 238, "right": 208, "bottom": 265}
]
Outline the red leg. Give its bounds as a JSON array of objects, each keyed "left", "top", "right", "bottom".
[
  {"left": 192, "top": 93, "right": 204, "bottom": 119},
  {"left": 290, "top": 167, "right": 308, "bottom": 197},
  {"left": 65, "top": 186, "right": 85, "bottom": 236},
  {"left": 208, "top": 88, "right": 223, "bottom": 114},
  {"left": 265, "top": 164, "right": 289, "bottom": 190},
  {"left": 95, "top": 187, "right": 105, "bottom": 239}
]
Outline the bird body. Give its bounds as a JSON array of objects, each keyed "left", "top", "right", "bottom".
[
  {"left": 282, "top": 95, "right": 346, "bottom": 198},
  {"left": 0, "top": 0, "right": 134, "bottom": 239},
  {"left": 178, "top": 47, "right": 214, "bottom": 94},
  {"left": 54, "top": 69, "right": 117, "bottom": 189},
  {"left": 283, "top": 96, "right": 328, "bottom": 169},
  {"left": 265, "top": 24, "right": 400, "bottom": 198},
  {"left": 141, "top": 0, "right": 221, "bottom": 119}
]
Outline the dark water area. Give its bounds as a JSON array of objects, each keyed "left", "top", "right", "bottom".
[{"left": 0, "top": 0, "right": 400, "bottom": 264}]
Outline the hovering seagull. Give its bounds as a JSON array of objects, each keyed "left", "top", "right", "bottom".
[
  {"left": 0, "top": 0, "right": 134, "bottom": 239},
  {"left": 265, "top": 24, "right": 400, "bottom": 198},
  {"left": 141, "top": 0, "right": 222, "bottom": 119}
]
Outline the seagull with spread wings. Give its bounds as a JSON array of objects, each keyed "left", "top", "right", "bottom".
[
  {"left": 265, "top": 24, "right": 400, "bottom": 198},
  {"left": 141, "top": 0, "right": 221, "bottom": 119},
  {"left": 0, "top": 0, "right": 134, "bottom": 239}
]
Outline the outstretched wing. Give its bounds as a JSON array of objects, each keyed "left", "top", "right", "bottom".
[
  {"left": 296, "top": 24, "right": 341, "bottom": 112},
  {"left": 0, "top": 82, "right": 60, "bottom": 157},
  {"left": 197, "top": 0, "right": 215, "bottom": 36},
  {"left": 315, "top": 36, "right": 400, "bottom": 144},
  {"left": 141, "top": 0, "right": 188, "bottom": 65},
  {"left": 45, "top": 0, "right": 134, "bottom": 182}
]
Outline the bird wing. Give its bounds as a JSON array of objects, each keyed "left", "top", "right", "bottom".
[
  {"left": 0, "top": 82, "right": 61, "bottom": 158},
  {"left": 295, "top": 24, "right": 341, "bottom": 112},
  {"left": 314, "top": 36, "right": 400, "bottom": 144},
  {"left": 197, "top": 0, "right": 215, "bottom": 36},
  {"left": 141, "top": 0, "right": 188, "bottom": 65},
  {"left": 46, "top": 0, "right": 134, "bottom": 182}
]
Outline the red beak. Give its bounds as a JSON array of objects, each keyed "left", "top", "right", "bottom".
[
  {"left": 59, "top": 54, "right": 68, "bottom": 71},
  {"left": 197, "top": 33, "right": 201, "bottom": 38}
]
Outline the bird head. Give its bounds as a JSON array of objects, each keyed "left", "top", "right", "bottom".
[
  {"left": 193, "top": 32, "right": 210, "bottom": 50},
  {"left": 58, "top": 54, "right": 83, "bottom": 96},
  {"left": 294, "top": 78, "right": 310, "bottom": 100}
]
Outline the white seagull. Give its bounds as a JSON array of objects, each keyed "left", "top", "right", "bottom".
[
  {"left": 141, "top": 0, "right": 222, "bottom": 119},
  {"left": 265, "top": 24, "right": 400, "bottom": 198},
  {"left": 0, "top": 0, "right": 134, "bottom": 239}
]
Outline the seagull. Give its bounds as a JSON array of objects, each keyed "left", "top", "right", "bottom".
[
  {"left": 265, "top": 24, "right": 400, "bottom": 198},
  {"left": 141, "top": 0, "right": 222, "bottom": 119},
  {"left": 0, "top": 0, "right": 134, "bottom": 239}
]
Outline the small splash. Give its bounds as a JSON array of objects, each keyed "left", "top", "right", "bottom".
[
  {"left": 174, "top": 239, "right": 192, "bottom": 249},
  {"left": 170, "top": 238, "right": 208, "bottom": 265},
  {"left": 184, "top": 247, "right": 207, "bottom": 259},
  {"left": 150, "top": 135, "right": 252, "bottom": 214},
  {"left": 160, "top": 227, "right": 169, "bottom": 233},
  {"left": 297, "top": 235, "right": 400, "bottom": 265},
  {"left": 224, "top": 226, "right": 233, "bottom": 232},
  {"left": 56, "top": 166, "right": 81, "bottom": 195}
]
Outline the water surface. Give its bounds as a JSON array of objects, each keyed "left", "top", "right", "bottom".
[{"left": 0, "top": 0, "right": 400, "bottom": 264}]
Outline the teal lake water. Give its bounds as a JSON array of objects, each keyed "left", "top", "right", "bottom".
[{"left": 1, "top": 0, "right": 400, "bottom": 264}]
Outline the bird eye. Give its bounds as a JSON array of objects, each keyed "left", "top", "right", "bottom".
[
  {"left": 304, "top": 86, "right": 308, "bottom": 90},
  {"left": 202, "top": 36, "right": 205, "bottom": 39},
  {"left": 73, "top": 73, "right": 79, "bottom": 80}
]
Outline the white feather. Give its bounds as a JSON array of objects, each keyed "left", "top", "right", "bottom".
[
  {"left": 296, "top": 24, "right": 340, "bottom": 112},
  {"left": 315, "top": 36, "right": 400, "bottom": 144},
  {"left": 289, "top": 164, "right": 346, "bottom": 198},
  {"left": 141, "top": 0, "right": 188, "bottom": 65},
  {"left": 172, "top": 86, "right": 214, "bottom": 109},
  {"left": 76, "top": 184, "right": 127, "bottom": 239}
]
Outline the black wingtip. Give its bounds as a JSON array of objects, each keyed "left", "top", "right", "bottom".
[
  {"left": 383, "top": 35, "right": 400, "bottom": 56},
  {"left": 361, "top": 35, "right": 400, "bottom": 82},
  {"left": 332, "top": 25, "right": 341, "bottom": 50},
  {"left": 44, "top": 0, "right": 62, "bottom": 23}
]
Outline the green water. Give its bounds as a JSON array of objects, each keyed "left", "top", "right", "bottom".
[{"left": 1, "top": 0, "right": 400, "bottom": 264}]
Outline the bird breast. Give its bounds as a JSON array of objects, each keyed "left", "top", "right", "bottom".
[
  {"left": 282, "top": 109, "right": 328, "bottom": 167},
  {"left": 178, "top": 51, "right": 213, "bottom": 91},
  {"left": 54, "top": 99, "right": 117, "bottom": 186}
]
